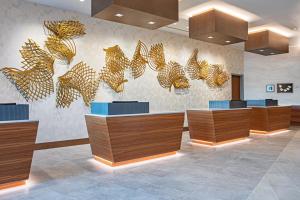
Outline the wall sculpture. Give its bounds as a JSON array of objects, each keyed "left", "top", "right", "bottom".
[
  {"left": 56, "top": 62, "right": 100, "bottom": 108},
  {"left": 186, "top": 49, "right": 209, "bottom": 80},
  {"left": 206, "top": 64, "right": 230, "bottom": 88},
  {"left": 130, "top": 40, "right": 149, "bottom": 79},
  {"left": 157, "top": 61, "right": 190, "bottom": 93},
  {"left": 1, "top": 18, "right": 230, "bottom": 108},
  {"left": 44, "top": 20, "right": 86, "bottom": 39},
  {"left": 99, "top": 45, "right": 130, "bottom": 93},
  {"left": 44, "top": 20, "right": 85, "bottom": 65},
  {"left": 1, "top": 39, "right": 54, "bottom": 101},
  {"left": 186, "top": 48, "right": 229, "bottom": 88},
  {"left": 45, "top": 35, "right": 76, "bottom": 64}
]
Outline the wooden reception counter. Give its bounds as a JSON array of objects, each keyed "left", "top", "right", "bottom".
[
  {"left": 291, "top": 106, "right": 300, "bottom": 126},
  {"left": 250, "top": 106, "right": 291, "bottom": 134},
  {"left": 187, "top": 108, "right": 251, "bottom": 146},
  {"left": 85, "top": 112, "right": 184, "bottom": 167},
  {"left": 0, "top": 120, "right": 38, "bottom": 190}
]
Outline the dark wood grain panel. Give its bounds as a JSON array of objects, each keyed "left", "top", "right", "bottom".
[
  {"left": 92, "top": 0, "right": 178, "bottom": 29},
  {"left": 187, "top": 109, "right": 250, "bottom": 144},
  {"left": 187, "top": 110, "right": 215, "bottom": 142},
  {"left": 250, "top": 106, "right": 291, "bottom": 132},
  {"left": 189, "top": 9, "right": 248, "bottom": 45},
  {"left": 35, "top": 138, "right": 90, "bottom": 150},
  {"left": 291, "top": 106, "right": 300, "bottom": 126},
  {"left": 85, "top": 113, "right": 184, "bottom": 165},
  {"left": 0, "top": 121, "right": 38, "bottom": 186},
  {"left": 245, "top": 30, "right": 289, "bottom": 56}
]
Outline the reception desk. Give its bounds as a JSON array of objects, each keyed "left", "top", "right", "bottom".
[
  {"left": 85, "top": 112, "right": 184, "bottom": 166},
  {"left": 250, "top": 106, "right": 291, "bottom": 134},
  {"left": 291, "top": 106, "right": 300, "bottom": 126},
  {"left": 187, "top": 108, "right": 251, "bottom": 146},
  {"left": 0, "top": 120, "right": 38, "bottom": 190}
]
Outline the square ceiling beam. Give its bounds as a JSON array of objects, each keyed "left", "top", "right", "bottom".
[
  {"left": 189, "top": 9, "right": 248, "bottom": 45},
  {"left": 92, "top": 0, "right": 178, "bottom": 30},
  {"left": 245, "top": 30, "right": 289, "bottom": 56}
]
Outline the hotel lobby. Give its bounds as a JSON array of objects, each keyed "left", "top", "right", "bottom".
[{"left": 0, "top": 0, "right": 299, "bottom": 199}]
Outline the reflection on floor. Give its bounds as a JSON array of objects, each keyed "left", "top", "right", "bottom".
[{"left": 1, "top": 127, "right": 300, "bottom": 200}]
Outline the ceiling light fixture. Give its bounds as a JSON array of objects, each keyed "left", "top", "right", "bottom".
[
  {"left": 80, "top": 0, "right": 85, "bottom": 2},
  {"left": 225, "top": 40, "right": 231, "bottom": 43},
  {"left": 181, "top": 1, "right": 260, "bottom": 22},
  {"left": 259, "top": 49, "right": 265, "bottom": 52},
  {"left": 148, "top": 21, "right": 156, "bottom": 25},
  {"left": 208, "top": 36, "right": 214, "bottom": 39},
  {"left": 115, "top": 13, "right": 124, "bottom": 17},
  {"left": 270, "top": 52, "right": 275, "bottom": 55}
]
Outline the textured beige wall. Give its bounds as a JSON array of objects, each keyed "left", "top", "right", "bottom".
[
  {"left": 0, "top": 0, "right": 244, "bottom": 142},
  {"left": 244, "top": 48, "right": 300, "bottom": 105}
]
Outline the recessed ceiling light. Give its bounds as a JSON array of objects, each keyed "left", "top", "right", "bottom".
[
  {"left": 225, "top": 40, "right": 231, "bottom": 43},
  {"left": 80, "top": 0, "right": 85, "bottom": 2},
  {"left": 259, "top": 49, "right": 265, "bottom": 52},
  {"left": 115, "top": 13, "right": 124, "bottom": 17},
  {"left": 148, "top": 21, "right": 156, "bottom": 25},
  {"left": 173, "top": 23, "right": 177, "bottom": 25},
  {"left": 270, "top": 52, "right": 275, "bottom": 55},
  {"left": 208, "top": 36, "right": 214, "bottom": 39}
]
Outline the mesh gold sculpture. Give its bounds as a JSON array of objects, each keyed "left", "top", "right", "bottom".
[
  {"left": 187, "top": 49, "right": 209, "bottom": 80},
  {"left": 1, "top": 39, "right": 54, "bottom": 101},
  {"left": 45, "top": 35, "right": 76, "bottom": 64},
  {"left": 99, "top": 45, "right": 130, "bottom": 92},
  {"left": 157, "top": 61, "right": 190, "bottom": 92},
  {"left": 56, "top": 62, "right": 100, "bottom": 108},
  {"left": 44, "top": 20, "right": 86, "bottom": 39},
  {"left": 104, "top": 45, "right": 130, "bottom": 74},
  {"left": 206, "top": 64, "right": 229, "bottom": 87},
  {"left": 130, "top": 40, "right": 149, "bottom": 79},
  {"left": 99, "top": 67, "right": 128, "bottom": 93},
  {"left": 148, "top": 43, "right": 166, "bottom": 71}
]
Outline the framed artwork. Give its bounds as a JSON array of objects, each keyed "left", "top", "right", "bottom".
[
  {"left": 277, "top": 83, "right": 293, "bottom": 93},
  {"left": 266, "top": 84, "right": 275, "bottom": 93}
]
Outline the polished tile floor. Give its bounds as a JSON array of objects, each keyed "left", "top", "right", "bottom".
[{"left": 1, "top": 127, "right": 300, "bottom": 200}]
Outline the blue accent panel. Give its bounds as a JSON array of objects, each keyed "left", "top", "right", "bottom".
[
  {"left": 247, "top": 100, "right": 266, "bottom": 107},
  {"left": 0, "top": 104, "right": 29, "bottom": 121},
  {"left": 91, "top": 102, "right": 149, "bottom": 115},
  {"left": 209, "top": 101, "right": 230, "bottom": 109},
  {"left": 91, "top": 102, "right": 109, "bottom": 115},
  {"left": 246, "top": 99, "right": 278, "bottom": 107}
]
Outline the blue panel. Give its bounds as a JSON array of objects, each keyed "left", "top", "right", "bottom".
[
  {"left": 209, "top": 101, "right": 230, "bottom": 109},
  {"left": 91, "top": 102, "right": 109, "bottom": 115},
  {"left": 0, "top": 104, "right": 29, "bottom": 121},
  {"left": 246, "top": 100, "right": 266, "bottom": 107},
  {"left": 91, "top": 102, "right": 149, "bottom": 115}
]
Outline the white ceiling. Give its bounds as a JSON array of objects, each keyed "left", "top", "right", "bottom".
[{"left": 27, "top": 0, "right": 300, "bottom": 46}]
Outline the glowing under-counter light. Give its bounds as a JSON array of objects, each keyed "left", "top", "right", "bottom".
[
  {"left": 251, "top": 129, "right": 291, "bottom": 136},
  {"left": 88, "top": 152, "right": 184, "bottom": 171},
  {"left": 190, "top": 138, "right": 252, "bottom": 148}
]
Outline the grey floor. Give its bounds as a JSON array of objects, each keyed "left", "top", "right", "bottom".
[{"left": 1, "top": 128, "right": 300, "bottom": 200}]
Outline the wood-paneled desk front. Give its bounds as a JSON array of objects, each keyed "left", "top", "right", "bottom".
[
  {"left": 250, "top": 106, "right": 291, "bottom": 134},
  {"left": 85, "top": 112, "right": 184, "bottom": 167},
  {"left": 187, "top": 108, "right": 251, "bottom": 146},
  {"left": 0, "top": 120, "right": 38, "bottom": 190},
  {"left": 291, "top": 106, "right": 300, "bottom": 126}
]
